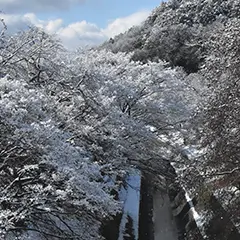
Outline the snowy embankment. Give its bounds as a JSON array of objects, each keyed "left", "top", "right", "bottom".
[
  {"left": 183, "top": 189, "right": 208, "bottom": 238},
  {"left": 118, "top": 174, "right": 141, "bottom": 240},
  {"left": 170, "top": 142, "right": 240, "bottom": 240}
]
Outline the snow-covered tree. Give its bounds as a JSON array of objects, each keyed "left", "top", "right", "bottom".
[
  {"left": 0, "top": 4, "right": 215, "bottom": 237},
  {"left": 0, "top": 29, "right": 123, "bottom": 239},
  {"left": 0, "top": 76, "right": 120, "bottom": 240},
  {"left": 199, "top": 19, "right": 240, "bottom": 182}
]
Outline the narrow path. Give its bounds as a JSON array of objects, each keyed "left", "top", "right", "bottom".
[{"left": 153, "top": 192, "right": 178, "bottom": 240}]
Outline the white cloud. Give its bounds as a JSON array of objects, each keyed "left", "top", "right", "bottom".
[
  {"left": 0, "top": 13, "right": 61, "bottom": 33},
  {"left": 0, "top": 0, "right": 86, "bottom": 13},
  {"left": 45, "top": 19, "right": 64, "bottom": 33},
  {"left": 103, "top": 10, "right": 150, "bottom": 38},
  {"left": 0, "top": 10, "right": 149, "bottom": 49},
  {"left": 57, "top": 10, "right": 149, "bottom": 49},
  {"left": 57, "top": 21, "right": 106, "bottom": 48}
]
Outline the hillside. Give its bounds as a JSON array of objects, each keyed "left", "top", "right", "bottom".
[
  {"left": 101, "top": 0, "right": 240, "bottom": 237},
  {"left": 102, "top": 0, "right": 240, "bottom": 73}
]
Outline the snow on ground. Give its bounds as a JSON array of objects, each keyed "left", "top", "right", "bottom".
[
  {"left": 118, "top": 173, "right": 141, "bottom": 240},
  {"left": 185, "top": 190, "right": 203, "bottom": 227},
  {"left": 184, "top": 188, "right": 211, "bottom": 239}
]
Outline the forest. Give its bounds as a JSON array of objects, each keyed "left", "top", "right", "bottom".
[{"left": 0, "top": 0, "right": 239, "bottom": 239}]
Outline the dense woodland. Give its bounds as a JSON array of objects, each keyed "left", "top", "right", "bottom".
[{"left": 0, "top": 0, "right": 239, "bottom": 239}]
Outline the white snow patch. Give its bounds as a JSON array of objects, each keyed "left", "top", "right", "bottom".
[
  {"left": 184, "top": 190, "right": 206, "bottom": 231},
  {"left": 118, "top": 173, "right": 141, "bottom": 240}
]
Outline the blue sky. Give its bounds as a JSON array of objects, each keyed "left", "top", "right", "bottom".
[
  {"left": 0, "top": 0, "right": 162, "bottom": 49},
  {"left": 37, "top": 0, "right": 162, "bottom": 27}
]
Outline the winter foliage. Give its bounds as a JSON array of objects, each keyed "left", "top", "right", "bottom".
[
  {"left": 102, "top": 0, "right": 240, "bottom": 234},
  {"left": 0, "top": 23, "right": 198, "bottom": 238},
  {"left": 1, "top": 0, "right": 240, "bottom": 238}
]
